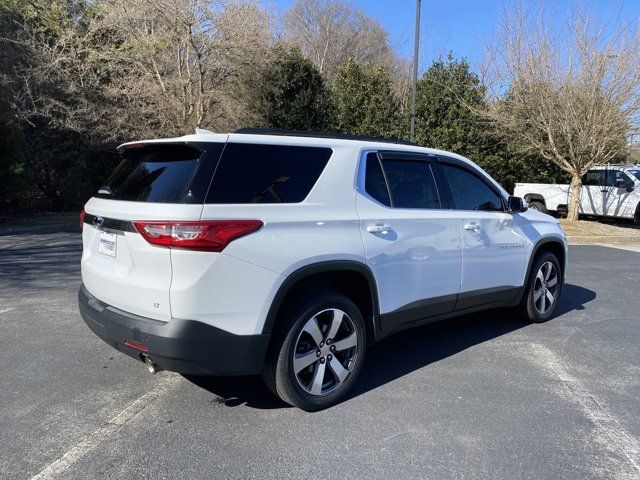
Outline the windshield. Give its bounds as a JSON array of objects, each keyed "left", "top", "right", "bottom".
[{"left": 630, "top": 170, "right": 640, "bottom": 182}]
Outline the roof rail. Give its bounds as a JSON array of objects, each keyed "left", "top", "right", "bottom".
[
  {"left": 233, "top": 128, "right": 419, "bottom": 146},
  {"left": 604, "top": 163, "right": 639, "bottom": 168}
]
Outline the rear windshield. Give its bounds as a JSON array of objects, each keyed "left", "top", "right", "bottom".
[
  {"left": 205, "top": 143, "right": 332, "bottom": 204},
  {"left": 101, "top": 144, "right": 201, "bottom": 203}
]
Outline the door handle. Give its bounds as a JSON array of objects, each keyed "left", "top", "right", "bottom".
[
  {"left": 367, "top": 224, "right": 391, "bottom": 234},
  {"left": 464, "top": 223, "right": 481, "bottom": 232},
  {"left": 600, "top": 189, "right": 608, "bottom": 193}
]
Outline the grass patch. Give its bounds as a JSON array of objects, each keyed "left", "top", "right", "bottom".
[{"left": 560, "top": 219, "right": 640, "bottom": 243}]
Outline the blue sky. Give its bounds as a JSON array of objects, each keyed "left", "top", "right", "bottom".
[{"left": 272, "top": 0, "right": 640, "bottom": 75}]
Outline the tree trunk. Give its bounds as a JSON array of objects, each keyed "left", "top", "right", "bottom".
[{"left": 567, "top": 173, "right": 582, "bottom": 221}]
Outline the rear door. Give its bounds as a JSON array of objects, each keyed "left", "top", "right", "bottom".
[
  {"left": 356, "top": 151, "right": 462, "bottom": 331},
  {"left": 81, "top": 141, "right": 224, "bottom": 321},
  {"left": 434, "top": 158, "right": 530, "bottom": 309},
  {"left": 581, "top": 170, "right": 605, "bottom": 215}
]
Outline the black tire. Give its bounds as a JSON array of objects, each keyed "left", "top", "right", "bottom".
[
  {"left": 634, "top": 203, "right": 640, "bottom": 225},
  {"left": 527, "top": 201, "right": 547, "bottom": 214},
  {"left": 518, "top": 252, "right": 563, "bottom": 323},
  {"left": 263, "top": 289, "right": 366, "bottom": 411}
]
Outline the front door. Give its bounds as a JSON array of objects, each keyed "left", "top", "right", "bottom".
[
  {"left": 356, "top": 151, "right": 462, "bottom": 331},
  {"left": 435, "top": 159, "right": 531, "bottom": 310},
  {"left": 601, "top": 169, "right": 635, "bottom": 218}
]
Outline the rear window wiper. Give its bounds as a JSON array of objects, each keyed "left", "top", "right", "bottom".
[
  {"left": 98, "top": 185, "right": 114, "bottom": 196},
  {"left": 251, "top": 176, "right": 290, "bottom": 203}
]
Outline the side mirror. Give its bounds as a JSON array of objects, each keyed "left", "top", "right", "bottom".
[
  {"left": 627, "top": 184, "right": 635, "bottom": 193},
  {"left": 508, "top": 196, "right": 528, "bottom": 213}
]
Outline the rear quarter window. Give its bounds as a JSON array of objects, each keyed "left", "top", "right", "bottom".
[
  {"left": 205, "top": 143, "right": 332, "bottom": 204},
  {"left": 103, "top": 144, "right": 201, "bottom": 203}
]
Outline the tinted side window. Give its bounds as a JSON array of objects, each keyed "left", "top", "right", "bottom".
[
  {"left": 104, "top": 144, "right": 201, "bottom": 203},
  {"left": 206, "top": 143, "right": 332, "bottom": 204},
  {"left": 583, "top": 170, "right": 603, "bottom": 186},
  {"left": 604, "top": 170, "right": 633, "bottom": 188},
  {"left": 364, "top": 153, "right": 391, "bottom": 206},
  {"left": 382, "top": 160, "right": 441, "bottom": 209},
  {"left": 440, "top": 164, "right": 503, "bottom": 211}
]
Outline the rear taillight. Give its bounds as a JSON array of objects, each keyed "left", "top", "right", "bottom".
[
  {"left": 132, "top": 220, "right": 263, "bottom": 252},
  {"left": 80, "top": 209, "right": 86, "bottom": 230}
]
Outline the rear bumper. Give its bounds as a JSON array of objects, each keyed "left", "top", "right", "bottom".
[{"left": 78, "top": 285, "right": 270, "bottom": 375}]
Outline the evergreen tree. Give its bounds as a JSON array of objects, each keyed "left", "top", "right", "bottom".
[
  {"left": 332, "top": 59, "right": 401, "bottom": 138},
  {"left": 414, "top": 54, "right": 492, "bottom": 158},
  {"left": 250, "top": 46, "right": 334, "bottom": 131},
  {"left": 414, "top": 54, "right": 565, "bottom": 191}
]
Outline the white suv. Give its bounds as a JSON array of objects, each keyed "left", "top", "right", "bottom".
[{"left": 79, "top": 129, "right": 568, "bottom": 410}]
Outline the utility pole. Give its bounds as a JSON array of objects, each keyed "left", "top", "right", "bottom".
[{"left": 410, "top": 0, "right": 421, "bottom": 143}]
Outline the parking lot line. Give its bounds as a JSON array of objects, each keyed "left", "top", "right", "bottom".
[
  {"left": 0, "top": 308, "right": 16, "bottom": 314},
  {"left": 530, "top": 343, "right": 640, "bottom": 474},
  {"left": 29, "top": 374, "right": 180, "bottom": 480}
]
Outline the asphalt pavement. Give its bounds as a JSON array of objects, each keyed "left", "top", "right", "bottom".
[{"left": 1, "top": 229, "right": 639, "bottom": 480}]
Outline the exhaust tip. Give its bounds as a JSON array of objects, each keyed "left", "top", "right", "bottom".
[{"left": 143, "top": 355, "right": 162, "bottom": 374}]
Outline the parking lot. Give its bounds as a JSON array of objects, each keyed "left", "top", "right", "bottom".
[{"left": 1, "top": 228, "right": 639, "bottom": 480}]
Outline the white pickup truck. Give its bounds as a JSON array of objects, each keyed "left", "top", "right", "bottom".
[{"left": 514, "top": 164, "right": 640, "bottom": 224}]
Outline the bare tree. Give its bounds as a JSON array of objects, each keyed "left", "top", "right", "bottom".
[
  {"left": 4, "top": 3, "right": 108, "bottom": 139},
  {"left": 6, "top": 0, "right": 271, "bottom": 141},
  {"left": 481, "top": 4, "right": 640, "bottom": 220},
  {"left": 0, "top": 1, "right": 123, "bottom": 207},
  {"left": 1, "top": 0, "right": 271, "bottom": 207},
  {"left": 283, "top": 0, "right": 396, "bottom": 82},
  {"left": 95, "top": 0, "right": 272, "bottom": 136}
]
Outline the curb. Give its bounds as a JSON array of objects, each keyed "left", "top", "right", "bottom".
[{"left": 567, "top": 236, "right": 640, "bottom": 245}]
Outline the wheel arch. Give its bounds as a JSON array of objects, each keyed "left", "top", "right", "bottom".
[
  {"left": 524, "top": 194, "right": 546, "bottom": 206},
  {"left": 516, "top": 236, "right": 567, "bottom": 305},
  {"left": 262, "top": 261, "right": 380, "bottom": 345},
  {"left": 527, "top": 237, "right": 567, "bottom": 281}
]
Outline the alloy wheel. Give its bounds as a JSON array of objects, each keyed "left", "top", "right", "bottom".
[
  {"left": 533, "top": 261, "right": 559, "bottom": 314},
  {"left": 293, "top": 308, "right": 358, "bottom": 396}
]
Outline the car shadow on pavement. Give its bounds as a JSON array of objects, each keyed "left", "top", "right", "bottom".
[
  {"left": 185, "top": 374, "right": 286, "bottom": 409},
  {"left": 554, "top": 283, "right": 596, "bottom": 315},
  {"left": 185, "top": 283, "right": 596, "bottom": 410},
  {"left": 347, "top": 283, "right": 596, "bottom": 403}
]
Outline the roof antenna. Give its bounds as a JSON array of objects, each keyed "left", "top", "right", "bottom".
[{"left": 195, "top": 126, "right": 214, "bottom": 135}]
